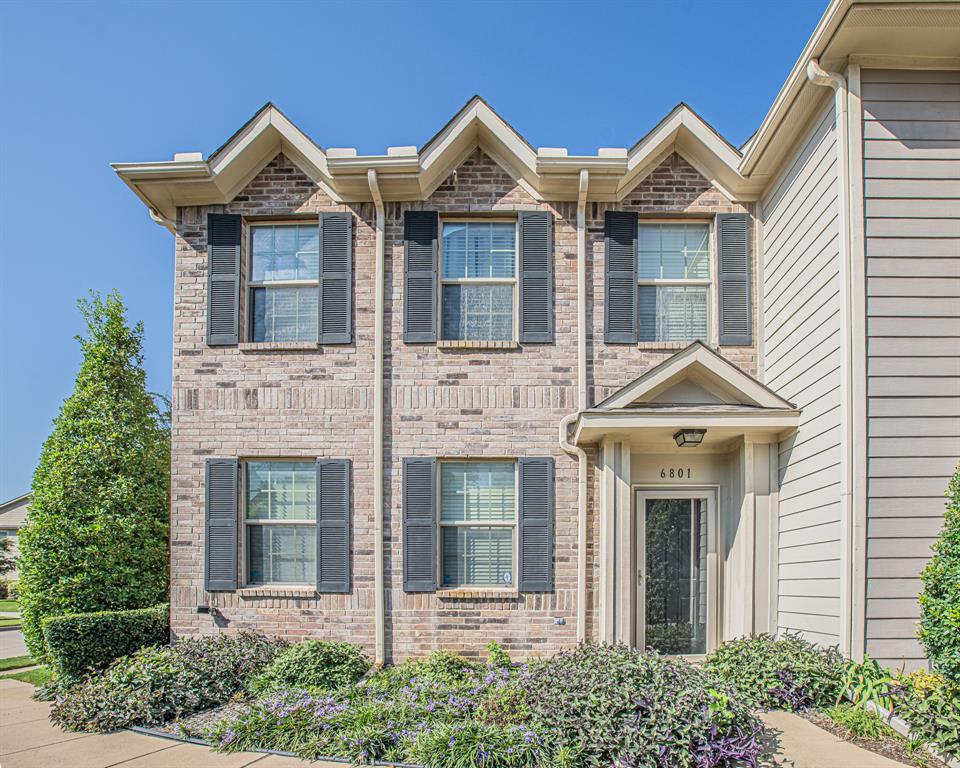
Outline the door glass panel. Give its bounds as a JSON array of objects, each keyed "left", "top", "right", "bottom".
[{"left": 644, "top": 497, "right": 707, "bottom": 655}]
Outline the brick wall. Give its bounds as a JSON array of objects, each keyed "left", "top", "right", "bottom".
[{"left": 169, "top": 149, "right": 758, "bottom": 661}]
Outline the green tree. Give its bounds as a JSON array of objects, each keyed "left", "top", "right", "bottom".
[
  {"left": 0, "top": 537, "right": 15, "bottom": 577},
  {"left": 18, "top": 291, "right": 169, "bottom": 659},
  {"left": 918, "top": 465, "right": 960, "bottom": 683}
]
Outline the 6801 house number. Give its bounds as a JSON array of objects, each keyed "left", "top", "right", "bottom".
[{"left": 660, "top": 467, "right": 692, "bottom": 479}]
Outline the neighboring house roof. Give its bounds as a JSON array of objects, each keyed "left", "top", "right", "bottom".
[
  {"left": 112, "top": 0, "right": 960, "bottom": 227},
  {"left": 0, "top": 493, "right": 30, "bottom": 530}
]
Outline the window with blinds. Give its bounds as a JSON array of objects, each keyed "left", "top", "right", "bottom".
[
  {"left": 246, "top": 461, "right": 316, "bottom": 584},
  {"left": 439, "top": 461, "right": 516, "bottom": 587},
  {"left": 637, "top": 222, "right": 711, "bottom": 342},
  {"left": 440, "top": 221, "right": 516, "bottom": 341},
  {"left": 249, "top": 224, "right": 319, "bottom": 342}
]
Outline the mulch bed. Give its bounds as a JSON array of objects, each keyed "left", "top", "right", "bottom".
[
  {"left": 154, "top": 700, "right": 251, "bottom": 740},
  {"left": 800, "top": 709, "right": 948, "bottom": 768}
]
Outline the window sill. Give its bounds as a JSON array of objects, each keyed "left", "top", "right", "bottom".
[
  {"left": 239, "top": 342, "right": 319, "bottom": 352},
  {"left": 437, "top": 340, "right": 519, "bottom": 350},
  {"left": 436, "top": 588, "right": 520, "bottom": 600},
  {"left": 238, "top": 586, "right": 318, "bottom": 598}
]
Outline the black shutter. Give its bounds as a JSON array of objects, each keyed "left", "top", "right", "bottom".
[
  {"left": 604, "top": 210, "right": 638, "bottom": 344},
  {"left": 316, "top": 459, "right": 351, "bottom": 593},
  {"left": 402, "top": 457, "right": 437, "bottom": 592},
  {"left": 403, "top": 211, "right": 438, "bottom": 343},
  {"left": 518, "top": 457, "right": 555, "bottom": 592},
  {"left": 207, "top": 214, "right": 242, "bottom": 346},
  {"left": 518, "top": 211, "right": 554, "bottom": 343},
  {"left": 205, "top": 458, "right": 238, "bottom": 591},
  {"left": 717, "top": 213, "right": 752, "bottom": 346},
  {"left": 319, "top": 213, "right": 353, "bottom": 344}
]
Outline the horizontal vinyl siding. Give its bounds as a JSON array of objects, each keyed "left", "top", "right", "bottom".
[
  {"left": 762, "top": 100, "right": 843, "bottom": 646},
  {"left": 863, "top": 68, "right": 960, "bottom": 670}
]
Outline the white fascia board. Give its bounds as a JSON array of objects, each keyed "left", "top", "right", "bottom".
[{"left": 573, "top": 410, "right": 801, "bottom": 444}]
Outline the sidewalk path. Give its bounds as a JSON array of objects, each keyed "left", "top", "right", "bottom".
[
  {"left": 760, "top": 710, "right": 909, "bottom": 767},
  {"left": 0, "top": 680, "right": 339, "bottom": 768}
]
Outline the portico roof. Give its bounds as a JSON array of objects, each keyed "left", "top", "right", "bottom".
[{"left": 574, "top": 342, "right": 800, "bottom": 449}]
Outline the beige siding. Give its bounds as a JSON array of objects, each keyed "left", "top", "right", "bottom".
[
  {"left": 863, "top": 68, "right": 960, "bottom": 670},
  {"left": 762, "top": 100, "right": 843, "bottom": 647}
]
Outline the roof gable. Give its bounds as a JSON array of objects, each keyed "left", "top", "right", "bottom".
[{"left": 596, "top": 341, "right": 795, "bottom": 411}]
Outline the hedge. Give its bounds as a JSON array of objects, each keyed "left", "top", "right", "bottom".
[{"left": 42, "top": 604, "right": 169, "bottom": 682}]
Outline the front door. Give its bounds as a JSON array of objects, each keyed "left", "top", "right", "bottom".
[{"left": 635, "top": 489, "right": 718, "bottom": 656}]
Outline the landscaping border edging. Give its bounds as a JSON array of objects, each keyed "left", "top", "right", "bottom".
[
  {"left": 862, "top": 701, "right": 960, "bottom": 768},
  {"left": 126, "top": 725, "right": 424, "bottom": 768}
]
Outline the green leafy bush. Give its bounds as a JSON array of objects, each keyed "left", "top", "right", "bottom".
[
  {"left": 839, "top": 655, "right": 899, "bottom": 712},
  {"left": 919, "top": 465, "right": 960, "bottom": 683},
  {"left": 897, "top": 675, "right": 960, "bottom": 759},
  {"left": 42, "top": 604, "right": 168, "bottom": 683},
  {"left": 360, "top": 649, "right": 482, "bottom": 697},
  {"left": 519, "top": 643, "right": 764, "bottom": 768},
  {"left": 246, "top": 640, "right": 370, "bottom": 696},
  {"left": 18, "top": 292, "right": 170, "bottom": 660},
  {"left": 704, "top": 633, "right": 846, "bottom": 710},
  {"left": 50, "top": 632, "right": 282, "bottom": 732},
  {"left": 0, "top": 537, "right": 14, "bottom": 577}
]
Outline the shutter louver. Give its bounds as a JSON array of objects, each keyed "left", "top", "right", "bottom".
[
  {"left": 519, "top": 211, "right": 554, "bottom": 343},
  {"left": 604, "top": 211, "right": 638, "bottom": 344},
  {"left": 403, "top": 457, "right": 437, "bottom": 592},
  {"left": 205, "top": 458, "right": 238, "bottom": 591},
  {"left": 403, "top": 211, "right": 438, "bottom": 343},
  {"left": 319, "top": 213, "right": 353, "bottom": 344},
  {"left": 316, "top": 459, "right": 351, "bottom": 593},
  {"left": 717, "top": 213, "right": 752, "bottom": 346},
  {"left": 207, "top": 214, "right": 242, "bottom": 346},
  {"left": 518, "top": 457, "right": 555, "bottom": 592}
]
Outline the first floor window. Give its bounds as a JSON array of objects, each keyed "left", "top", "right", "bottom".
[
  {"left": 249, "top": 223, "right": 319, "bottom": 342},
  {"left": 440, "top": 221, "right": 516, "bottom": 341},
  {"left": 637, "top": 222, "right": 711, "bottom": 342},
  {"left": 246, "top": 461, "right": 316, "bottom": 584},
  {"left": 439, "top": 461, "right": 516, "bottom": 587}
]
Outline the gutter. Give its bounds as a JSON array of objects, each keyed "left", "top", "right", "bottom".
[
  {"left": 559, "top": 169, "right": 590, "bottom": 643},
  {"left": 806, "top": 58, "right": 856, "bottom": 660},
  {"left": 367, "top": 169, "right": 387, "bottom": 667}
]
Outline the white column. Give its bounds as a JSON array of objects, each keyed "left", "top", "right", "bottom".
[{"left": 614, "top": 441, "right": 633, "bottom": 646}]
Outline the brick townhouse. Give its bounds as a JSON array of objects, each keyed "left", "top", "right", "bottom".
[{"left": 115, "top": 0, "right": 959, "bottom": 669}]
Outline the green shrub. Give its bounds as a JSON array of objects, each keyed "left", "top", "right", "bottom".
[
  {"left": 247, "top": 640, "right": 369, "bottom": 696},
  {"left": 825, "top": 703, "right": 900, "bottom": 741},
  {"left": 42, "top": 604, "right": 168, "bottom": 683},
  {"left": 919, "top": 466, "right": 960, "bottom": 683},
  {"left": 520, "top": 643, "right": 764, "bottom": 768},
  {"left": 704, "top": 633, "right": 846, "bottom": 710},
  {"left": 897, "top": 675, "right": 960, "bottom": 759},
  {"left": 50, "top": 632, "right": 282, "bottom": 732},
  {"left": 0, "top": 538, "right": 14, "bottom": 577},
  {"left": 839, "top": 655, "right": 899, "bottom": 712},
  {"left": 361, "top": 649, "right": 482, "bottom": 698},
  {"left": 0, "top": 579, "right": 17, "bottom": 599},
  {"left": 18, "top": 292, "right": 169, "bottom": 660}
]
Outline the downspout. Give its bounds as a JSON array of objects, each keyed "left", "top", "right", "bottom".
[
  {"left": 559, "top": 169, "right": 589, "bottom": 643},
  {"left": 367, "top": 169, "right": 386, "bottom": 667},
  {"left": 807, "top": 58, "right": 855, "bottom": 658}
]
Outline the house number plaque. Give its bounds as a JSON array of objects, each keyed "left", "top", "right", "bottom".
[{"left": 660, "top": 467, "right": 692, "bottom": 479}]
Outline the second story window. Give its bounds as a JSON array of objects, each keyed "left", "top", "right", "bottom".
[
  {"left": 440, "top": 221, "right": 516, "bottom": 342},
  {"left": 637, "top": 222, "right": 711, "bottom": 343},
  {"left": 249, "top": 224, "right": 319, "bottom": 342}
]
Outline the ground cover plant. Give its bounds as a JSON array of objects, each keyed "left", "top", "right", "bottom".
[
  {"left": 247, "top": 639, "right": 370, "bottom": 696},
  {"left": 703, "top": 633, "right": 846, "bottom": 710}
]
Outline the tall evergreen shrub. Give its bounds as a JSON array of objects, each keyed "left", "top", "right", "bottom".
[{"left": 18, "top": 291, "right": 169, "bottom": 659}]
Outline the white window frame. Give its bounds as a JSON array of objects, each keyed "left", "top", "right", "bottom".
[
  {"left": 242, "top": 458, "right": 317, "bottom": 587},
  {"left": 438, "top": 217, "right": 519, "bottom": 343},
  {"left": 636, "top": 219, "right": 717, "bottom": 346},
  {"left": 437, "top": 458, "right": 519, "bottom": 590},
  {"left": 247, "top": 220, "right": 320, "bottom": 343}
]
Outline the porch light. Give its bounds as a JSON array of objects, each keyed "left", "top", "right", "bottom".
[{"left": 674, "top": 428, "right": 706, "bottom": 448}]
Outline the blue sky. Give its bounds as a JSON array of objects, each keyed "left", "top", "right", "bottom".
[{"left": 0, "top": 0, "right": 825, "bottom": 500}]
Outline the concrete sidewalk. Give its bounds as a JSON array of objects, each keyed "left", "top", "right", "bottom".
[
  {"left": 760, "top": 710, "right": 909, "bottom": 767},
  {"left": 0, "top": 680, "right": 337, "bottom": 768}
]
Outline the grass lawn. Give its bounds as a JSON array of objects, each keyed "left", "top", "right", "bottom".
[
  {"left": 0, "top": 599, "right": 18, "bottom": 612},
  {"left": 0, "top": 655, "right": 33, "bottom": 671},
  {"left": 0, "top": 618, "right": 21, "bottom": 628},
  {"left": 0, "top": 666, "right": 52, "bottom": 686}
]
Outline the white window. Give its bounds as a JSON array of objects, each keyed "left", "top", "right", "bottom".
[
  {"left": 439, "top": 461, "right": 516, "bottom": 588},
  {"left": 440, "top": 221, "right": 516, "bottom": 341},
  {"left": 637, "top": 222, "right": 711, "bottom": 343},
  {"left": 249, "top": 224, "right": 319, "bottom": 342},
  {"left": 245, "top": 461, "right": 316, "bottom": 584}
]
